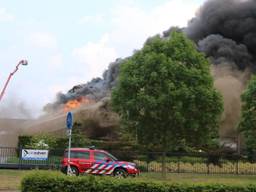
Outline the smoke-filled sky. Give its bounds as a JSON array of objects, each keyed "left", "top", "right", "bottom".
[{"left": 0, "top": 0, "right": 205, "bottom": 118}]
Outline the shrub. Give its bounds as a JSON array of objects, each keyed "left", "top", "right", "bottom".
[
  {"left": 22, "top": 171, "right": 256, "bottom": 192},
  {"left": 18, "top": 134, "right": 58, "bottom": 149},
  {"left": 18, "top": 136, "right": 33, "bottom": 148}
]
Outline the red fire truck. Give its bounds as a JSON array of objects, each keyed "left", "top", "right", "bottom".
[{"left": 61, "top": 147, "right": 139, "bottom": 177}]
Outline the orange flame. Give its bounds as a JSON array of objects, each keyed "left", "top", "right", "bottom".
[{"left": 64, "top": 97, "right": 94, "bottom": 112}]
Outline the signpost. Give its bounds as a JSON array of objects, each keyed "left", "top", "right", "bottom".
[{"left": 66, "top": 112, "right": 73, "bottom": 175}]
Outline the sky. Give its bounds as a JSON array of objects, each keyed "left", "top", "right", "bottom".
[{"left": 0, "top": 0, "right": 206, "bottom": 118}]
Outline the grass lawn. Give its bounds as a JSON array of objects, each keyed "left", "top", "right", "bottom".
[
  {"left": 140, "top": 172, "right": 256, "bottom": 186},
  {"left": 2, "top": 169, "right": 256, "bottom": 190},
  {"left": 0, "top": 169, "right": 33, "bottom": 190}
]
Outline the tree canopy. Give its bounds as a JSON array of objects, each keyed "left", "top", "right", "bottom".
[{"left": 111, "top": 31, "right": 223, "bottom": 151}]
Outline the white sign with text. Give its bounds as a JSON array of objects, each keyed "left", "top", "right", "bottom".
[{"left": 21, "top": 149, "right": 49, "bottom": 160}]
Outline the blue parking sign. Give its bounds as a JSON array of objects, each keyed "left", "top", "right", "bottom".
[{"left": 66, "top": 112, "right": 73, "bottom": 129}]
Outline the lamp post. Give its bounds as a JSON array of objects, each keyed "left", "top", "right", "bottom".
[{"left": 0, "top": 60, "right": 28, "bottom": 102}]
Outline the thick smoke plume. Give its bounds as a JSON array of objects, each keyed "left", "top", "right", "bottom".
[
  {"left": 0, "top": 97, "right": 32, "bottom": 147},
  {"left": 186, "top": 0, "right": 256, "bottom": 137},
  {"left": 0, "top": 99, "right": 32, "bottom": 119},
  {"left": 44, "top": 59, "right": 121, "bottom": 113},
  {"left": 198, "top": 35, "right": 253, "bottom": 69},
  {"left": 45, "top": 0, "right": 256, "bottom": 138},
  {"left": 186, "top": 0, "right": 256, "bottom": 70},
  {"left": 211, "top": 64, "right": 250, "bottom": 137}
]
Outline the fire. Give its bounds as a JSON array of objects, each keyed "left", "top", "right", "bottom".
[{"left": 64, "top": 97, "right": 94, "bottom": 112}]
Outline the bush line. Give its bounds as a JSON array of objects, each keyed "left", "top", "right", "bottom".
[{"left": 21, "top": 171, "right": 256, "bottom": 192}]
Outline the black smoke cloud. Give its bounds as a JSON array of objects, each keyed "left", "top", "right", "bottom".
[
  {"left": 44, "top": 59, "right": 121, "bottom": 112},
  {"left": 198, "top": 34, "right": 253, "bottom": 69},
  {"left": 186, "top": 0, "right": 256, "bottom": 69},
  {"left": 45, "top": 0, "right": 256, "bottom": 114}
]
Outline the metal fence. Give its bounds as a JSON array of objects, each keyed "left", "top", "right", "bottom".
[
  {"left": 108, "top": 150, "right": 256, "bottom": 175},
  {"left": 1, "top": 147, "right": 256, "bottom": 175},
  {"left": 0, "top": 147, "right": 62, "bottom": 169}
]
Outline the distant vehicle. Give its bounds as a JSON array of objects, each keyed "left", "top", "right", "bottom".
[{"left": 61, "top": 147, "right": 139, "bottom": 177}]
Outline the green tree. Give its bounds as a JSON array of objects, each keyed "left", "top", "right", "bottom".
[
  {"left": 239, "top": 76, "right": 256, "bottom": 161},
  {"left": 24, "top": 134, "right": 57, "bottom": 150},
  {"left": 71, "top": 122, "right": 88, "bottom": 147},
  {"left": 112, "top": 31, "right": 223, "bottom": 153}
]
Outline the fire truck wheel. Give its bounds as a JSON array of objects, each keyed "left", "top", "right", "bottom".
[
  {"left": 113, "top": 168, "right": 127, "bottom": 178},
  {"left": 67, "top": 166, "right": 79, "bottom": 176}
]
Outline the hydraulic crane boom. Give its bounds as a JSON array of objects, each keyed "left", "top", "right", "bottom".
[{"left": 0, "top": 60, "right": 28, "bottom": 102}]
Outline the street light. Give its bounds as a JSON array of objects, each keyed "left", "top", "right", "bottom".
[{"left": 0, "top": 60, "right": 28, "bottom": 102}]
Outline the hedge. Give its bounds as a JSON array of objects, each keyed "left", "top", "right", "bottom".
[{"left": 21, "top": 171, "right": 256, "bottom": 192}]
